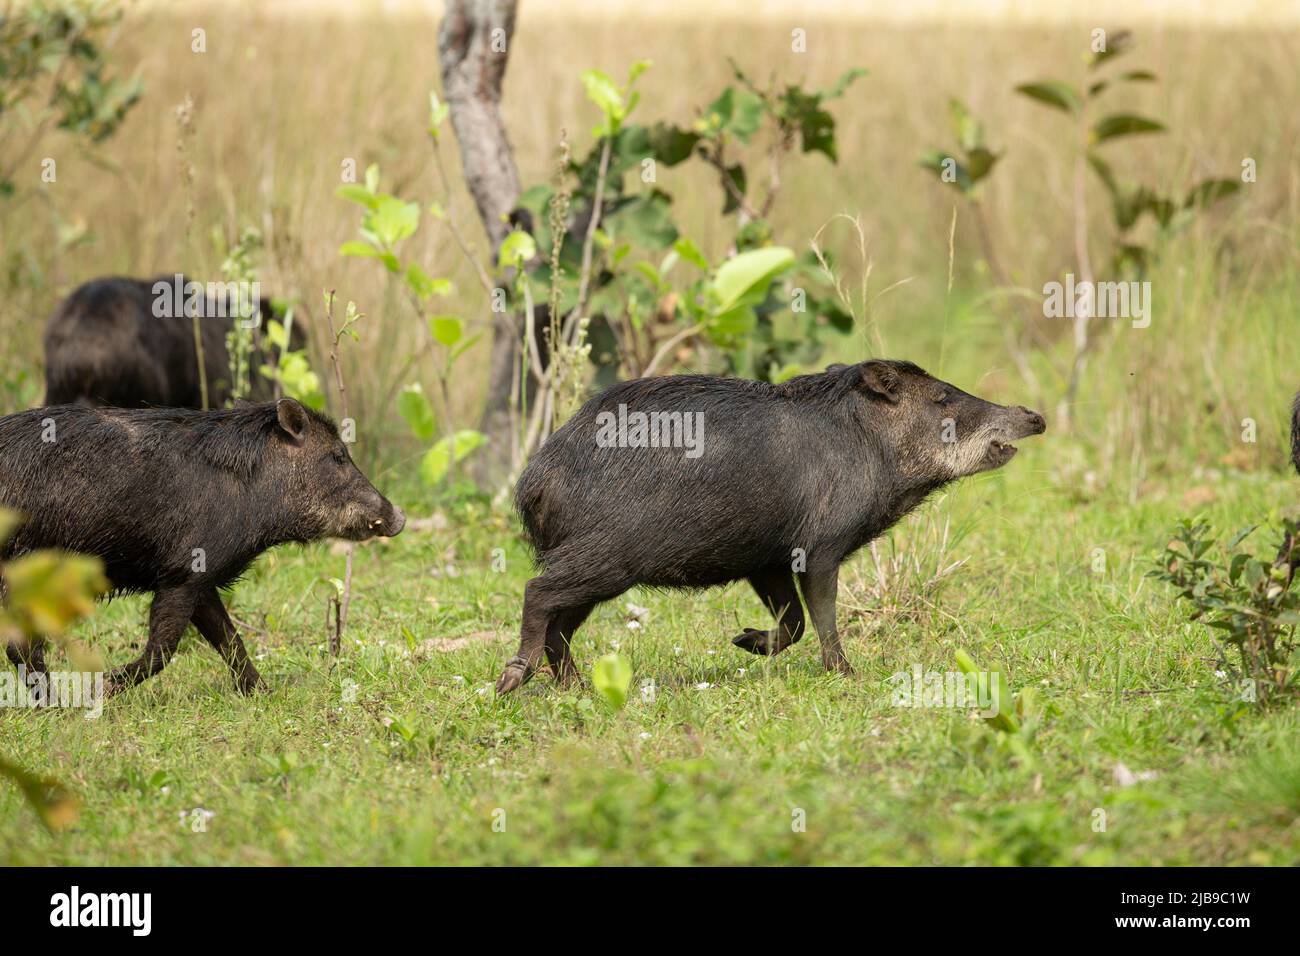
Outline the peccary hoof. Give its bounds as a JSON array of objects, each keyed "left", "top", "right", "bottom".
[
  {"left": 495, "top": 658, "right": 531, "bottom": 696},
  {"left": 236, "top": 676, "right": 266, "bottom": 696},
  {"left": 731, "top": 628, "right": 777, "bottom": 656}
]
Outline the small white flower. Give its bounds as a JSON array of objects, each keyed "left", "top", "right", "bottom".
[
  {"left": 1113, "top": 763, "right": 1158, "bottom": 788},
  {"left": 695, "top": 682, "right": 712, "bottom": 691},
  {"left": 626, "top": 620, "right": 641, "bottom": 631},
  {"left": 639, "top": 732, "right": 652, "bottom": 740}
]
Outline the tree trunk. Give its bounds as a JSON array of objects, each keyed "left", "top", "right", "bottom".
[{"left": 437, "top": 0, "right": 527, "bottom": 482}]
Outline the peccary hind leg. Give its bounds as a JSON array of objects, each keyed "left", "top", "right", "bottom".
[
  {"left": 105, "top": 586, "right": 198, "bottom": 696},
  {"left": 545, "top": 603, "right": 595, "bottom": 688},
  {"left": 732, "top": 567, "right": 805, "bottom": 656},
  {"left": 191, "top": 587, "right": 264, "bottom": 694},
  {"left": 497, "top": 576, "right": 559, "bottom": 695}
]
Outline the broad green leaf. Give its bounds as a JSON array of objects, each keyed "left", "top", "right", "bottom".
[
  {"left": 919, "top": 150, "right": 971, "bottom": 193},
  {"left": 711, "top": 246, "right": 795, "bottom": 314},
  {"left": 405, "top": 263, "right": 440, "bottom": 302},
  {"left": 707, "top": 306, "right": 757, "bottom": 340},
  {"left": 673, "top": 236, "right": 709, "bottom": 271},
  {"left": 770, "top": 362, "right": 804, "bottom": 384},
  {"left": 339, "top": 240, "right": 382, "bottom": 259},
  {"left": 948, "top": 98, "right": 983, "bottom": 152},
  {"left": 429, "top": 314, "right": 464, "bottom": 347},
  {"left": 717, "top": 87, "right": 765, "bottom": 143},
  {"left": 1086, "top": 152, "right": 1118, "bottom": 195},
  {"left": 1092, "top": 113, "right": 1166, "bottom": 145},
  {"left": 955, "top": 649, "right": 1021, "bottom": 735},
  {"left": 3, "top": 550, "right": 108, "bottom": 638},
  {"left": 419, "top": 430, "right": 486, "bottom": 486},
  {"left": 1015, "top": 81, "right": 1083, "bottom": 114},
  {"left": 397, "top": 384, "right": 436, "bottom": 443},
  {"left": 336, "top": 184, "right": 379, "bottom": 209},
  {"left": 1184, "top": 178, "right": 1241, "bottom": 208},
  {"left": 592, "top": 653, "right": 632, "bottom": 711},
  {"left": 581, "top": 69, "right": 624, "bottom": 132},
  {"left": 609, "top": 192, "right": 678, "bottom": 249},
  {"left": 649, "top": 122, "right": 699, "bottom": 165},
  {"left": 498, "top": 229, "right": 537, "bottom": 270},
  {"left": 965, "top": 147, "right": 1000, "bottom": 183},
  {"left": 368, "top": 195, "right": 420, "bottom": 247}
]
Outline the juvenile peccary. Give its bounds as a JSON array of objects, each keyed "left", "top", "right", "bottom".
[
  {"left": 0, "top": 399, "right": 404, "bottom": 696},
  {"left": 498, "top": 359, "right": 1046, "bottom": 694},
  {"left": 44, "top": 275, "right": 303, "bottom": 409}
]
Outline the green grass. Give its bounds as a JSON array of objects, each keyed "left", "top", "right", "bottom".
[{"left": 5, "top": 437, "right": 1299, "bottom": 865}]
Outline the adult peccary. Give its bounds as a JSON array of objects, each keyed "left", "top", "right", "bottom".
[
  {"left": 43, "top": 275, "right": 302, "bottom": 409},
  {"left": 0, "top": 399, "right": 404, "bottom": 696},
  {"left": 497, "top": 359, "right": 1046, "bottom": 694}
]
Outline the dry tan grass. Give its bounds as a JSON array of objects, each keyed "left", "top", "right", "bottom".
[{"left": 2, "top": 4, "right": 1297, "bottom": 469}]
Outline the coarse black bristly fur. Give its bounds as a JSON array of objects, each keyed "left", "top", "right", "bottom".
[
  {"left": 0, "top": 399, "right": 404, "bottom": 697},
  {"left": 499, "top": 359, "right": 1045, "bottom": 695}
]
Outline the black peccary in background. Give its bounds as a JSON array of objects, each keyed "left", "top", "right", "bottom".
[
  {"left": 43, "top": 275, "right": 304, "bottom": 409},
  {"left": 0, "top": 399, "right": 404, "bottom": 696},
  {"left": 498, "top": 359, "right": 1046, "bottom": 694}
]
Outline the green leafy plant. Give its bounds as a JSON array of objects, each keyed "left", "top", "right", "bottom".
[
  {"left": 953, "top": 649, "right": 1044, "bottom": 766},
  {"left": 0, "top": 0, "right": 142, "bottom": 199},
  {"left": 592, "top": 652, "right": 632, "bottom": 712},
  {"left": 919, "top": 99, "right": 1001, "bottom": 199},
  {"left": 217, "top": 225, "right": 263, "bottom": 402},
  {"left": 337, "top": 158, "right": 483, "bottom": 489},
  {"left": 513, "top": 59, "right": 864, "bottom": 392},
  {"left": 1150, "top": 518, "right": 1300, "bottom": 707},
  {"left": 261, "top": 313, "right": 324, "bottom": 410},
  {"left": 0, "top": 507, "right": 108, "bottom": 831},
  {"left": 1014, "top": 29, "right": 1239, "bottom": 278}
]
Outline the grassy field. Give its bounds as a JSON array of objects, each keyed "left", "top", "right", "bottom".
[
  {"left": 3, "top": 4, "right": 1300, "bottom": 864},
  {"left": 4, "top": 454, "right": 1300, "bottom": 865}
]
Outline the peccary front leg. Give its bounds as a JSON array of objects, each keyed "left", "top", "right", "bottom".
[
  {"left": 799, "top": 563, "right": 853, "bottom": 675},
  {"left": 191, "top": 587, "right": 264, "bottom": 695},
  {"left": 105, "top": 586, "right": 198, "bottom": 696},
  {"left": 733, "top": 567, "right": 805, "bottom": 656}
]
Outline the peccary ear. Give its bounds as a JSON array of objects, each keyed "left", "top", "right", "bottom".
[
  {"left": 860, "top": 361, "right": 900, "bottom": 403},
  {"left": 275, "top": 398, "right": 310, "bottom": 444}
]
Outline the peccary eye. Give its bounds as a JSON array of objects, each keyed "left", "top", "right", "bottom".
[{"left": 931, "top": 390, "right": 948, "bottom": 404}]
